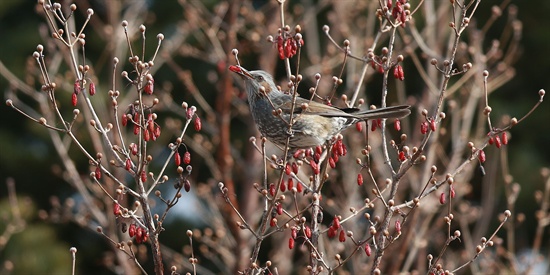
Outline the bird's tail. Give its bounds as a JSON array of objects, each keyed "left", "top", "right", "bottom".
[{"left": 354, "top": 105, "right": 411, "bottom": 120}]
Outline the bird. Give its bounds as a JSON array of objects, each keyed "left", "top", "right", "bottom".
[{"left": 229, "top": 65, "right": 411, "bottom": 150}]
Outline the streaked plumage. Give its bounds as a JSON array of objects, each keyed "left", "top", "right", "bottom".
[{"left": 230, "top": 65, "right": 410, "bottom": 149}]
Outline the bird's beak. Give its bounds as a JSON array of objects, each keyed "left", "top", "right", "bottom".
[{"left": 229, "top": 65, "right": 253, "bottom": 79}]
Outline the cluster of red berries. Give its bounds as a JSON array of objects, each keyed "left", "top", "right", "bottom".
[
  {"left": 272, "top": 26, "right": 304, "bottom": 60},
  {"left": 439, "top": 186, "right": 456, "bottom": 205},
  {"left": 369, "top": 59, "right": 405, "bottom": 81},
  {"left": 185, "top": 105, "right": 202, "bottom": 132},
  {"left": 144, "top": 77, "right": 154, "bottom": 95},
  {"left": 268, "top": 140, "right": 349, "bottom": 196},
  {"left": 113, "top": 203, "right": 149, "bottom": 244},
  {"left": 327, "top": 216, "right": 347, "bottom": 242},
  {"left": 388, "top": 0, "right": 409, "bottom": 27},
  {"left": 121, "top": 109, "right": 162, "bottom": 142},
  {"left": 276, "top": 35, "right": 302, "bottom": 60},
  {"left": 72, "top": 80, "right": 96, "bottom": 106},
  {"left": 478, "top": 132, "right": 508, "bottom": 163},
  {"left": 129, "top": 223, "right": 149, "bottom": 244},
  {"left": 273, "top": 161, "right": 302, "bottom": 195},
  {"left": 288, "top": 225, "right": 312, "bottom": 249},
  {"left": 393, "top": 65, "right": 405, "bottom": 81},
  {"left": 420, "top": 118, "right": 437, "bottom": 135},
  {"left": 329, "top": 139, "right": 347, "bottom": 169}
]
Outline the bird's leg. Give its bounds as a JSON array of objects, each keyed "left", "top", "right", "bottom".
[{"left": 284, "top": 128, "right": 294, "bottom": 138}]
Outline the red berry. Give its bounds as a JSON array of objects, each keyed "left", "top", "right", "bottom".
[
  {"left": 147, "top": 122, "right": 154, "bottom": 136},
  {"left": 287, "top": 178, "right": 294, "bottom": 190},
  {"left": 89, "top": 82, "right": 96, "bottom": 96},
  {"left": 393, "top": 64, "right": 404, "bottom": 81},
  {"left": 285, "top": 163, "right": 291, "bottom": 175},
  {"left": 276, "top": 203, "right": 283, "bottom": 215},
  {"left": 394, "top": 119, "right": 401, "bottom": 131},
  {"left": 335, "top": 140, "right": 344, "bottom": 156},
  {"left": 315, "top": 145, "right": 323, "bottom": 155},
  {"left": 142, "top": 233, "right": 148, "bottom": 243},
  {"left": 269, "top": 183, "right": 276, "bottom": 197},
  {"left": 284, "top": 39, "right": 293, "bottom": 58},
  {"left": 501, "top": 132, "right": 508, "bottom": 145},
  {"left": 357, "top": 173, "right": 363, "bottom": 186},
  {"left": 129, "top": 143, "right": 138, "bottom": 155},
  {"left": 400, "top": 9, "right": 407, "bottom": 25},
  {"left": 370, "top": 60, "right": 377, "bottom": 70},
  {"left": 174, "top": 151, "right": 184, "bottom": 167},
  {"left": 356, "top": 122, "right": 363, "bottom": 132},
  {"left": 365, "top": 244, "right": 372, "bottom": 256},
  {"left": 183, "top": 151, "right": 191, "bottom": 164},
  {"left": 420, "top": 121, "right": 429, "bottom": 134},
  {"left": 125, "top": 158, "right": 132, "bottom": 171},
  {"left": 332, "top": 216, "right": 340, "bottom": 230},
  {"left": 74, "top": 80, "right": 81, "bottom": 94},
  {"left": 129, "top": 224, "right": 136, "bottom": 237},
  {"left": 332, "top": 154, "right": 339, "bottom": 163},
  {"left": 310, "top": 160, "right": 319, "bottom": 175},
  {"left": 71, "top": 93, "right": 78, "bottom": 106},
  {"left": 495, "top": 136, "right": 502, "bottom": 148},
  {"left": 288, "top": 237, "right": 295, "bottom": 249},
  {"left": 313, "top": 153, "right": 321, "bottom": 163},
  {"left": 141, "top": 170, "right": 147, "bottom": 183},
  {"left": 339, "top": 230, "right": 346, "bottom": 242},
  {"left": 398, "top": 151, "right": 406, "bottom": 162},
  {"left": 277, "top": 36, "right": 284, "bottom": 59},
  {"left": 280, "top": 180, "right": 286, "bottom": 192},
  {"left": 329, "top": 157, "right": 336, "bottom": 168},
  {"left": 478, "top": 149, "right": 486, "bottom": 163},
  {"left": 121, "top": 113, "right": 128, "bottom": 126},
  {"left": 429, "top": 118, "right": 436, "bottom": 132},
  {"left": 488, "top": 136, "right": 494, "bottom": 145},
  {"left": 328, "top": 227, "right": 336, "bottom": 238},
  {"left": 143, "top": 129, "right": 150, "bottom": 141},
  {"left": 95, "top": 166, "right": 101, "bottom": 180},
  {"left": 154, "top": 126, "right": 161, "bottom": 138},
  {"left": 377, "top": 63, "right": 384, "bottom": 74},
  {"left": 113, "top": 202, "right": 121, "bottom": 216},
  {"left": 194, "top": 117, "right": 202, "bottom": 131},
  {"left": 136, "top": 226, "right": 143, "bottom": 240},
  {"left": 144, "top": 79, "right": 154, "bottom": 95},
  {"left": 439, "top": 192, "right": 446, "bottom": 204},
  {"left": 228, "top": 65, "right": 240, "bottom": 73},
  {"left": 293, "top": 149, "right": 304, "bottom": 159},
  {"left": 270, "top": 218, "right": 276, "bottom": 227},
  {"left": 304, "top": 226, "right": 312, "bottom": 239},
  {"left": 291, "top": 228, "right": 297, "bottom": 239},
  {"left": 450, "top": 186, "right": 456, "bottom": 198},
  {"left": 292, "top": 162, "right": 299, "bottom": 174},
  {"left": 296, "top": 182, "right": 303, "bottom": 193}
]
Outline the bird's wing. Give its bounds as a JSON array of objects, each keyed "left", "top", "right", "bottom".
[{"left": 275, "top": 97, "right": 359, "bottom": 118}]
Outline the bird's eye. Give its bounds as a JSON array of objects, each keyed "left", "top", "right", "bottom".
[{"left": 257, "top": 75, "right": 264, "bottom": 82}]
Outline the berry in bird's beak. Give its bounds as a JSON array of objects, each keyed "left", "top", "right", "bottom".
[{"left": 229, "top": 65, "right": 252, "bottom": 79}]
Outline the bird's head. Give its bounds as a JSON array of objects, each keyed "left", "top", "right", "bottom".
[{"left": 229, "top": 65, "right": 279, "bottom": 99}]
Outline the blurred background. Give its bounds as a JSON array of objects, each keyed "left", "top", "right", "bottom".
[{"left": 0, "top": 0, "right": 548, "bottom": 273}]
